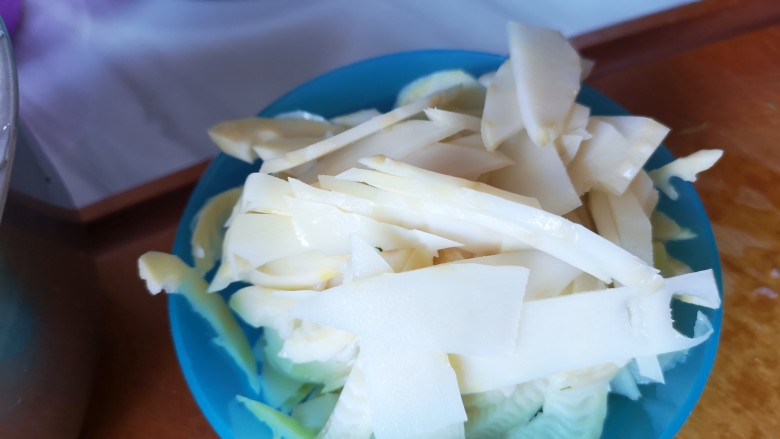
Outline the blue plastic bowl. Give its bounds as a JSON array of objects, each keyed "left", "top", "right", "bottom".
[{"left": 170, "top": 50, "right": 722, "bottom": 439}]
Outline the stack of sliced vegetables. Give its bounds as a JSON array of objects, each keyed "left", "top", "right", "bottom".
[{"left": 139, "top": 21, "right": 723, "bottom": 439}]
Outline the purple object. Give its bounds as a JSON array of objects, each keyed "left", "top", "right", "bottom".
[{"left": 0, "top": 0, "right": 21, "bottom": 36}]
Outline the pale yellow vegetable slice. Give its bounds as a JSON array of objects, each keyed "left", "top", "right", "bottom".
[
  {"left": 652, "top": 211, "right": 696, "bottom": 241},
  {"left": 236, "top": 394, "right": 316, "bottom": 439},
  {"left": 591, "top": 115, "right": 669, "bottom": 148},
  {"left": 290, "top": 263, "right": 529, "bottom": 356},
  {"left": 554, "top": 103, "right": 591, "bottom": 165},
  {"left": 338, "top": 160, "right": 661, "bottom": 290},
  {"left": 450, "top": 250, "right": 581, "bottom": 301},
  {"left": 260, "top": 95, "right": 442, "bottom": 174},
  {"left": 223, "top": 213, "right": 310, "bottom": 271},
  {"left": 395, "top": 69, "right": 486, "bottom": 116},
  {"left": 229, "top": 285, "right": 315, "bottom": 334},
  {"left": 589, "top": 189, "right": 653, "bottom": 265},
  {"left": 330, "top": 108, "right": 382, "bottom": 128},
  {"left": 345, "top": 234, "right": 394, "bottom": 283},
  {"left": 259, "top": 359, "right": 316, "bottom": 412},
  {"left": 507, "top": 22, "right": 581, "bottom": 146},
  {"left": 215, "top": 251, "right": 345, "bottom": 292},
  {"left": 586, "top": 192, "right": 620, "bottom": 249},
  {"left": 400, "top": 141, "right": 513, "bottom": 181},
  {"left": 462, "top": 379, "right": 546, "bottom": 438},
  {"left": 649, "top": 149, "right": 723, "bottom": 200},
  {"left": 208, "top": 118, "right": 337, "bottom": 163},
  {"left": 285, "top": 197, "right": 461, "bottom": 256},
  {"left": 292, "top": 393, "right": 339, "bottom": 432},
  {"left": 593, "top": 115, "right": 669, "bottom": 186},
  {"left": 487, "top": 131, "right": 581, "bottom": 215},
  {"left": 506, "top": 367, "right": 612, "bottom": 439},
  {"left": 190, "top": 187, "right": 241, "bottom": 275},
  {"left": 568, "top": 120, "right": 628, "bottom": 195},
  {"left": 400, "top": 246, "right": 435, "bottom": 271},
  {"left": 281, "top": 321, "right": 358, "bottom": 365},
  {"left": 298, "top": 120, "right": 465, "bottom": 183},
  {"left": 653, "top": 242, "right": 693, "bottom": 277},
  {"left": 317, "top": 362, "right": 373, "bottom": 439},
  {"left": 263, "top": 328, "right": 351, "bottom": 392},
  {"left": 138, "top": 251, "right": 259, "bottom": 392},
  {"left": 481, "top": 60, "right": 523, "bottom": 151},
  {"left": 305, "top": 177, "right": 529, "bottom": 256},
  {"left": 628, "top": 169, "right": 660, "bottom": 218},
  {"left": 569, "top": 117, "right": 668, "bottom": 196},
  {"left": 252, "top": 137, "right": 327, "bottom": 162},
  {"left": 358, "top": 337, "right": 467, "bottom": 439},
  {"left": 239, "top": 172, "right": 293, "bottom": 215},
  {"left": 450, "top": 270, "right": 717, "bottom": 394},
  {"left": 356, "top": 155, "right": 541, "bottom": 209},
  {"left": 424, "top": 108, "right": 482, "bottom": 133}
]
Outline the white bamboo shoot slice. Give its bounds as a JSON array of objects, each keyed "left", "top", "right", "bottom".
[
  {"left": 260, "top": 95, "right": 442, "bottom": 174},
  {"left": 299, "top": 120, "right": 463, "bottom": 182},
  {"left": 190, "top": 187, "right": 241, "bottom": 275},
  {"left": 649, "top": 149, "right": 723, "bottom": 200},
  {"left": 628, "top": 170, "right": 660, "bottom": 217},
  {"left": 346, "top": 234, "right": 394, "bottom": 283},
  {"left": 223, "top": 213, "right": 310, "bottom": 270},
  {"left": 400, "top": 141, "right": 513, "bottom": 181},
  {"left": 286, "top": 197, "right": 461, "bottom": 256},
  {"left": 589, "top": 190, "right": 653, "bottom": 265},
  {"left": 337, "top": 160, "right": 660, "bottom": 290},
  {"left": 317, "top": 362, "right": 373, "bottom": 439},
  {"left": 208, "top": 118, "right": 337, "bottom": 164},
  {"left": 424, "top": 108, "right": 481, "bottom": 133},
  {"left": 507, "top": 22, "right": 581, "bottom": 147},
  {"left": 356, "top": 155, "right": 540, "bottom": 208},
  {"left": 240, "top": 172, "right": 293, "bottom": 215},
  {"left": 488, "top": 131, "right": 581, "bottom": 214},
  {"left": 290, "top": 263, "right": 529, "bottom": 356},
  {"left": 554, "top": 103, "right": 591, "bottom": 165},
  {"left": 450, "top": 250, "right": 581, "bottom": 301},
  {"left": 481, "top": 60, "right": 524, "bottom": 151},
  {"left": 330, "top": 108, "right": 382, "bottom": 128},
  {"left": 359, "top": 337, "right": 466, "bottom": 439},
  {"left": 450, "top": 271, "right": 718, "bottom": 394}
]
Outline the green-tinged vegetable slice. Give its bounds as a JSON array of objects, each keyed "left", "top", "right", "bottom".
[
  {"left": 237, "top": 394, "right": 316, "bottom": 439},
  {"left": 462, "top": 380, "right": 546, "bottom": 438},
  {"left": 190, "top": 187, "right": 242, "bottom": 275},
  {"left": 137, "top": 251, "right": 259, "bottom": 392},
  {"left": 649, "top": 149, "right": 723, "bottom": 200}
]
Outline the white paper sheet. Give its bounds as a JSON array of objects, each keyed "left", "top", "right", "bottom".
[{"left": 12, "top": 0, "right": 696, "bottom": 209}]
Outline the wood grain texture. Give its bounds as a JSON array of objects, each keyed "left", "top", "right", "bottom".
[
  {"left": 590, "top": 25, "right": 780, "bottom": 439},
  {"left": 578, "top": 0, "right": 780, "bottom": 79},
  {"left": 78, "top": 225, "right": 216, "bottom": 439}
]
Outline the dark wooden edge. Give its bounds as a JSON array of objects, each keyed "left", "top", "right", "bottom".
[
  {"left": 571, "top": 0, "right": 746, "bottom": 48},
  {"left": 5, "top": 160, "right": 209, "bottom": 256},
  {"left": 77, "top": 160, "right": 211, "bottom": 224},
  {"left": 577, "top": 0, "right": 780, "bottom": 79}
]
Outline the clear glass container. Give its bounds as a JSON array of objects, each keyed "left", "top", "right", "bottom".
[{"left": 0, "top": 17, "right": 98, "bottom": 438}]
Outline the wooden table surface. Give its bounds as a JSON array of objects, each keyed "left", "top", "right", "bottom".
[{"left": 4, "top": 3, "right": 780, "bottom": 438}]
